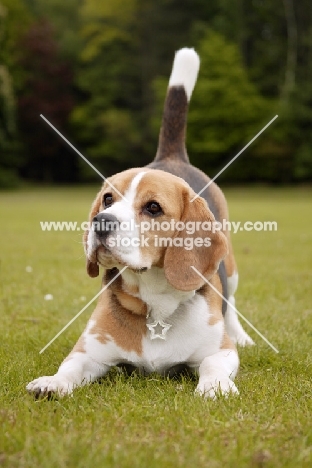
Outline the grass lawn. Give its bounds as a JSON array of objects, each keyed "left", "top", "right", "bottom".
[{"left": 0, "top": 185, "right": 311, "bottom": 467}]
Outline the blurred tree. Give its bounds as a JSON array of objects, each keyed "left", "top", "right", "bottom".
[
  {"left": 71, "top": 0, "right": 142, "bottom": 179},
  {"left": 24, "top": 0, "right": 83, "bottom": 62},
  {"left": 189, "top": 30, "right": 272, "bottom": 182},
  {"left": 209, "top": 0, "right": 312, "bottom": 182},
  {"left": 283, "top": 0, "right": 312, "bottom": 181},
  {"left": 0, "top": 62, "right": 20, "bottom": 188},
  {"left": 1, "top": 0, "right": 311, "bottom": 185},
  {"left": 17, "top": 19, "right": 77, "bottom": 182},
  {"left": 0, "top": 0, "right": 32, "bottom": 187},
  {"left": 72, "top": 0, "right": 220, "bottom": 179}
]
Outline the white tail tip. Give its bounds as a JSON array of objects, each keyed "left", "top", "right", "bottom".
[{"left": 168, "top": 48, "right": 200, "bottom": 101}]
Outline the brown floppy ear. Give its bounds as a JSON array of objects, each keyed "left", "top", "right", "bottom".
[
  {"left": 86, "top": 260, "right": 99, "bottom": 278},
  {"left": 164, "top": 191, "right": 228, "bottom": 291},
  {"left": 83, "top": 188, "right": 103, "bottom": 278}
]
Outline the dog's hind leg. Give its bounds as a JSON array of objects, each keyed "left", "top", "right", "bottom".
[{"left": 224, "top": 249, "right": 254, "bottom": 346}]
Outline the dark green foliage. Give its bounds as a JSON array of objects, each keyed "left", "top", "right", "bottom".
[
  {"left": 187, "top": 31, "right": 271, "bottom": 181},
  {"left": 1, "top": 0, "right": 312, "bottom": 184},
  {"left": 0, "top": 0, "right": 31, "bottom": 187},
  {"left": 17, "top": 19, "right": 77, "bottom": 183}
]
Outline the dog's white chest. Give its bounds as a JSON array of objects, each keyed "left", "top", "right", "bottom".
[{"left": 136, "top": 294, "right": 223, "bottom": 373}]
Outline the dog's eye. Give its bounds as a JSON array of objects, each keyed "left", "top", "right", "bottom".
[
  {"left": 144, "top": 201, "right": 163, "bottom": 216},
  {"left": 103, "top": 193, "right": 113, "bottom": 207}
]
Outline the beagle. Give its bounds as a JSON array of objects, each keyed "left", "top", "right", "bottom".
[{"left": 27, "top": 48, "right": 253, "bottom": 399}]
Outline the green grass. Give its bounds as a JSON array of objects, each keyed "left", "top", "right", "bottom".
[{"left": 0, "top": 186, "right": 311, "bottom": 468}]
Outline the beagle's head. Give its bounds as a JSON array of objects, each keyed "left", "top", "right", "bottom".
[{"left": 84, "top": 168, "right": 228, "bottom": 291}]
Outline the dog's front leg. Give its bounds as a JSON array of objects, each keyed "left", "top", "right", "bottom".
[
  {"left": 26, "top": 350, "right": 111, "bottom": 398},
  {"left": 195, "top": 349, "right": 239, "bottom": 398}
]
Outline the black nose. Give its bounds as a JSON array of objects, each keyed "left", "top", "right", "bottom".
[{"left": 92, "top": 213, "right": 119, "bottom": 238}]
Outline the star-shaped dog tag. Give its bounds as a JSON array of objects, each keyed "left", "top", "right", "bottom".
[{"left": 146, "top": 320, "right": 172, "bottom": 340}]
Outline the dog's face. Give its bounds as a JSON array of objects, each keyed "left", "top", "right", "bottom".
[{"left": 84, "top": 168, "right": 228, "bottom": 291}]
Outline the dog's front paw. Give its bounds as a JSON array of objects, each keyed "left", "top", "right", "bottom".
[
  {"left": 26, "top": 375, "right": 75, "bottom": 398},
  {"left": 195, "top": 376, "right": 239, "bottom": 399}
]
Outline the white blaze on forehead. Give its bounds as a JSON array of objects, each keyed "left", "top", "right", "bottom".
[
  {"left": 101, "top": 171, "right": 147, "bottom": 220},
  {"left": 124, "top": 171, "right": 147, "bottom": 205}
]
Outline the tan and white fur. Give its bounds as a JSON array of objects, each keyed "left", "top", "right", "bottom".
[{"left": 27, "top": 48, "right": 253, "bottom": 399}]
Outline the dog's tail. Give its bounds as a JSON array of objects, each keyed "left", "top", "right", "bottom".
[{"left": 154, "top": 48, "right": 200, "bottom": 163}]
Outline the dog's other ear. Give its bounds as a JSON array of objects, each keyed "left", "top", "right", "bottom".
[
  {"left": 164, "top": 190, "right": 228, "bottom": 291},
  {"left": 86, "top": 259, "right": 99, "bottom": 278},
  {"left": 83, "top": 189, "right": 103, "bottom": 278}
]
